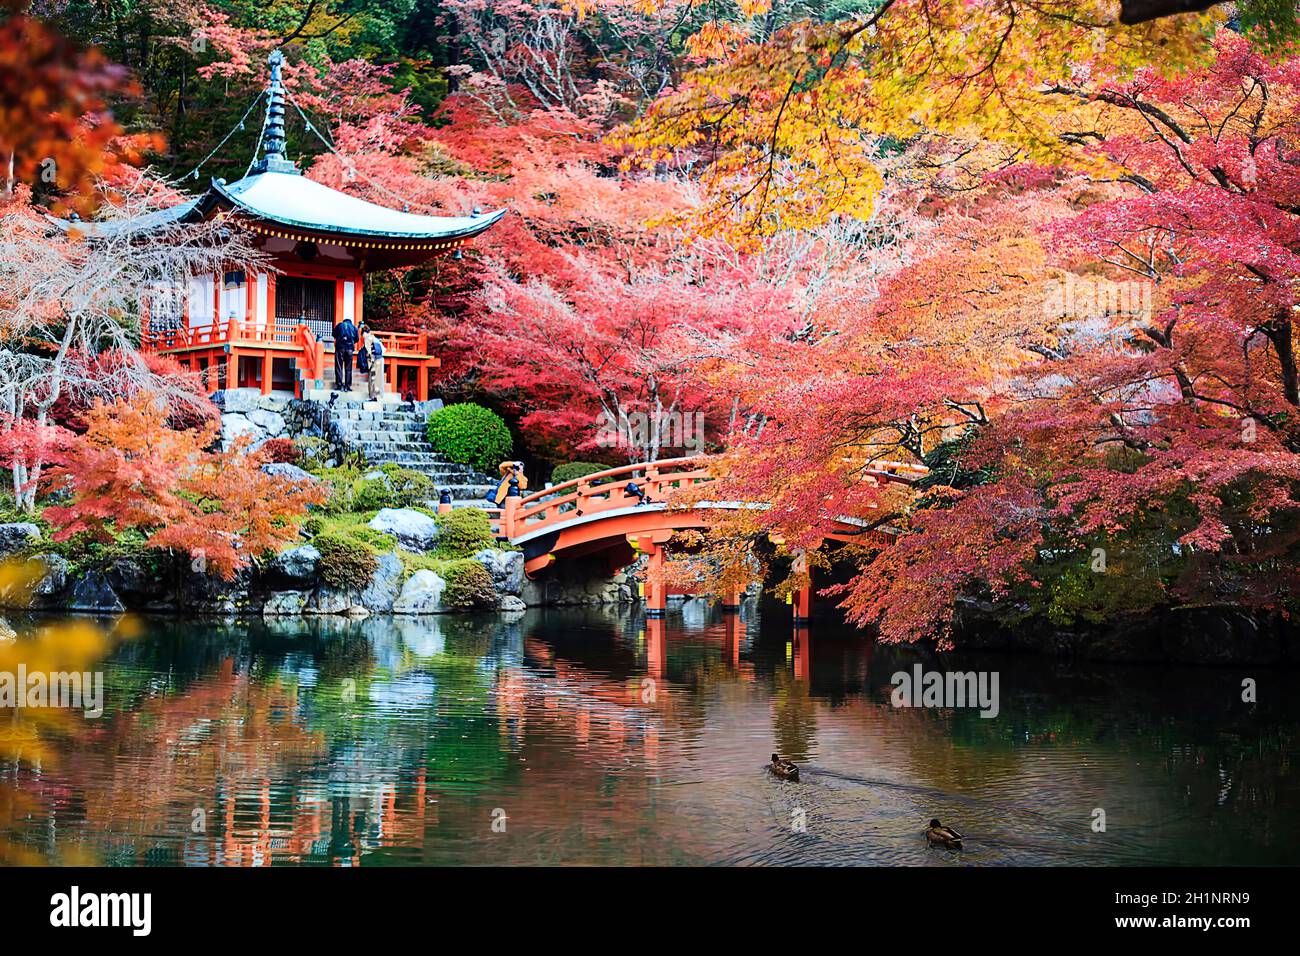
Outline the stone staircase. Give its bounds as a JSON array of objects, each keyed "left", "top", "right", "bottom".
[{"left": 325, "top": 396, "right": 499, "bottom": 506}]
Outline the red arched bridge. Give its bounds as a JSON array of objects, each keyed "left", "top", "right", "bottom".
[{"left": 474, "top": 456, "right": 926, "bottom": 621}]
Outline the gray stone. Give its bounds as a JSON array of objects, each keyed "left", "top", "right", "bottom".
[
  {"left": 393, "top": 569, "right": 446, "bottom": 614},
  {"left": 0, "top": 522, "right": 40, "bottom": 558},
  {"left": 31, "top": 554, "right": 69, "bottom": 598},
  {"left": 257, "top": 393, "right": 292, "bottom": 411},
  {"left": 222, "top": 413, "right": 261, "bottom": 449},
  {"left": 269, "top": 544, "right": 320, "bottom": 584},
  {"left": 306, "top": 587, "right": 352, "bottom": 615},
  {"left": 179, "top": 566, "right": 253, "bottom": 615},
  {"left": 498, "top": 594, "right": 527, "bottom": 612},
  {"left": 213, "top": 388, "right": 261, "bottom": 414},
  {"left": 0, "top": 616, "right": 14, "bottom": 641},
  {"left": 107, "top": 556, "right": 161, "bottom": 603},
  {"left": 368, "top": 508, "right": 440, "bottom": 552},
  {"left": 260, "top": 462, "right": 316, "bottom": 483},
  {"left": 247, "top": 408, "right": 286, "bottom": 436},
  {"left": 358, "top": 550, "right": 403, "bottom": 612},
  {"left": 263, "top": 590, "right": 308, "bottom": 616},
  {"left": 474, "top": 548, "right": 524, "bottom": 597},
  {"left": 68, "top": 570, "right": 124, "bottom": 613}
]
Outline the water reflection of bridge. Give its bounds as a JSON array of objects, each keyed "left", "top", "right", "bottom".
[{"left": 31, "top": 609, "right": 840, "bottom": 865}]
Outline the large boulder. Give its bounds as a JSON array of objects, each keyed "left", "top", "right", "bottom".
[
  {"left": 306, "top": 587, "right": 352, "bottom": 615},
  {"left": 358, "top": 550, "right": 403, "bottom": 612},
  {"left": 179, "top": 565, "right": 254, "bottom": 616},
  {"left": 247, "top": 408, "right": 286, "bottom": 437},
  {"left": 107, "top": 556, "right": 168, "bottom": 606},
  {"left": 68, "top": 570, "right": 125, "bottom": 613},
  {"left": 393, "top": 569, "right": 446, "bottom": 614},
  {"left": 30, "top": 554, "right": 70, "bottom": 604},
  {"left": 268, "top": 544, "right": 320, "bottom": 586},
  {"left": 368, "top": 508, "right": 440, "bottom": 552},
  {"left": 0, "top": 522, "right": 40, "bottom": 558},
  {"left": 498, "top": 594, "right": 526, "bottom": 613},
  {"left": 260, "top": 462, "right": 316, "bottom": 483},
  {"left": 474, "top": 548, "right": 525, "bottom": 597},
  {"left": 221, "top": 413, "right": 262, "bottom": 449},
  {"left": 263, "top": 590, "right": 308, "bottom": 616}
]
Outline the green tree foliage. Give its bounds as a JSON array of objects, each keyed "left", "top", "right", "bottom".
[{"left": 550, "top": 461, "right": 607, "bottom": 484}]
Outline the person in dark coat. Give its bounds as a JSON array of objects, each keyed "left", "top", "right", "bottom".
[{"left": 332, "top": 318, "right": 358, "bottom": 390}]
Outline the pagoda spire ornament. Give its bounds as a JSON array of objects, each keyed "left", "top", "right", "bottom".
[{"left": 253, "top": 49, "right": 300, "bottom": 175}]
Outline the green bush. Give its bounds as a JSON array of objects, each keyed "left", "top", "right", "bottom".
[
  {"left": 352, "top": 476, "right": 395, "bottom": 512},
  {"left": 379, "top": 464, "right": 436, "bottom": 507},
  {"left": 434, "top": 508, "right": 497, "bottom": 559},
  {"left": 425, "top": 403, "right": 512, "bottom": 474},
  {"left": 441, "top": 558, "right": 497, "bottom": 610},
  {"left": 550, "top": 461, "right": 607, "bottom": 484},
  {"left": 315, "top": 531, "right": 379, "bottom": 589}
]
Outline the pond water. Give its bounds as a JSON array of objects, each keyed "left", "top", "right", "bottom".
[{"left": 2, "top": 601, "right": 1297, "bottom": 866}]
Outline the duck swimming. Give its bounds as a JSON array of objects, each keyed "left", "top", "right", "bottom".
[
  {"left": 769, "top": 753, "right": 800, "bottom": 782},
  {"left": 925, "top": 818, "right": 963, "bottom": 850}
]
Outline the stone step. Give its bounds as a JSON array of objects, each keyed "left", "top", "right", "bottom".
[{"left": 348, "top": 428, "right": 428, "bottom": 442}]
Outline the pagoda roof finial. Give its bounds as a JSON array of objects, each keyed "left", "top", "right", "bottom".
[{"left": 253, "top": 48, "right": 300, "bottom": 176}]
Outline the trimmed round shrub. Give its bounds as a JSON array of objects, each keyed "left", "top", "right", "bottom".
[
  {"left": 441, "top": 558, "right": 497, "bottom": 610},
  {"left": 434, "top": 508, "right": 497, "bottom": 559},
  {"left": 260, "top": 437, "right": 301, "bottom": 464},
  {"left": 315, "top": 531, "right": 379, "bottom": 590},
  {"left": 551, "top": 461, "right": 607, "bottom": 484},
  {"left": 425, "top": 403, "right": 512, "bottom": 474}
]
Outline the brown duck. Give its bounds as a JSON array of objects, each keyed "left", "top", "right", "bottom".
[
  {"left": 925, "top": 818, "right": 963, "bottom": 850},
  {"left": 769, "top": 753, "right": 800, "bottom": 782}
]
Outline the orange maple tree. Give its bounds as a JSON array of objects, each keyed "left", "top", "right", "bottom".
[{"left": 40, "top": 395, "right": 325, "bottom": 578}]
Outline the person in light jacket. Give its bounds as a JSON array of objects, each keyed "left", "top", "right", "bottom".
[{"left": 360, "top": 325, "right": 385, "bottom": 400}]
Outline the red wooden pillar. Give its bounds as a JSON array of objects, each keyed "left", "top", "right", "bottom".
[
  {"left": 722, "top": 587, "right": 741, "bottom": 612},
  {"left": 792, "top": 550, "right": 812, "bottom": 625},
  {"left": 644, "top": 545, "right": 666, "bottom": 618},
  {"left": 261, "top": 349, "right": 273, "bottom": 395}
]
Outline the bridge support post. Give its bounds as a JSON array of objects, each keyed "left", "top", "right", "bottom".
[
  {"left": 644, "top": 545, "right": 666, "bottom": 618},
  {"left": 792, "top": 582, "right": 812, "bottom": 625},
  {"left": 792, "top": 550, "right": 812, "bottom": 625},
  {"left": 721, "top": 588, "right": 741, "bottom": 613}
]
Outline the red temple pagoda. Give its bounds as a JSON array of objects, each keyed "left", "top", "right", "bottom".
[{"left": 54, "top": 49, "right": 503, "bottom": 401}]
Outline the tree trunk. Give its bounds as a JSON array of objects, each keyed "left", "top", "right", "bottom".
[{"left": 1268, "top": 316, "right": 1300, "bottom": 407}]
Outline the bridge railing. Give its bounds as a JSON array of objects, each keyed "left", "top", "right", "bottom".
[
  {"left": 494, "top": 457, "right": 711, "bottom": 540},
  {"left": 492, "top": 456, "right": 930, "bottom": 542}
]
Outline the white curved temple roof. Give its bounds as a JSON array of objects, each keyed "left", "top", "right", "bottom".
[
  {"left": 49, "top": 172, "right": 503, "bottom": 246},
  {"left": 214, "top": 171, "right": 505, "bottom": 240}
]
